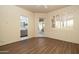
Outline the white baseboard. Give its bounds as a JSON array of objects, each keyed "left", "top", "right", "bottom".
[{"left": 20, "top": 36, "right": 29, "bottom": 40}]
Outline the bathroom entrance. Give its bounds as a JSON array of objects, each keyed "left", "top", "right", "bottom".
[{"left": 20, "top": 16, "right": 28, "bottom": 40}]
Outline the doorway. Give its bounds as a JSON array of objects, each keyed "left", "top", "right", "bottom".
[
  {"left": 38, "top": 18, "right": 45, "bottom": 37},
  {"left": 20, "top": 16, "right": 28, "bottom": 40}
]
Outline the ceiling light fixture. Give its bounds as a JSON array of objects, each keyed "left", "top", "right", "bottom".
[{"left": 36, "top": 5, "right": 48, "bottom": 8}]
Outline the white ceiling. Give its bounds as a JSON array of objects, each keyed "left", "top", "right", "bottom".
[{"left": 17, "top": 5, "right": 69, "bottom": 13}]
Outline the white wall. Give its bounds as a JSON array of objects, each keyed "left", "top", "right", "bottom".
[
  {"left": 34, "top": 6, "right": 79, "bottom": 44},
  {"left": 0, "top": 5, "right": 35, "bottom": 46},
  {"left": 0, "top": 5, "right": 79, "bottom": 46},
  {"left": 46, "top": 6, "right": 79, "bottom": 44}
]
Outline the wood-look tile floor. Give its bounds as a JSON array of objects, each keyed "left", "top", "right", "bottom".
[{"left": 0, "top": 37, "right": 79, "bottom": 54}]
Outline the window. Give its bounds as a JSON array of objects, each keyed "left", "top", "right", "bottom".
[
  {"left": 55, "top": 20, "right": 61, "bottom": 28},
  {"left": 52, "top": 15, "right": 74, "bottom": 29},
  {"left": 67, "top": 19, "right": 73, "bottom": 27},
  {"left": 52, "top": 16, "right": 55, "bottom": 28}
]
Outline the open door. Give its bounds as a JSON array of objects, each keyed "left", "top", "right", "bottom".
[
  {"left": 20, "top": 16, "right": 28, "bottom": 40},
  {"left": 38, "top": 18, "right": 45, "bottom": 37}
]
